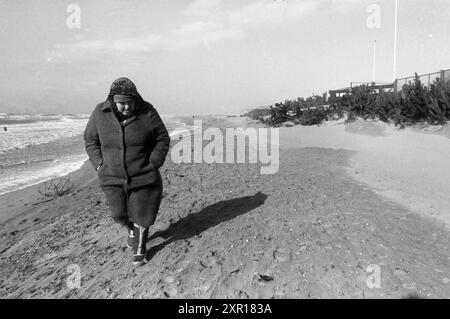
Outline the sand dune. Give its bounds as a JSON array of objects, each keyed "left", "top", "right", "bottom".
[{"left": 279, "top": 119, "right": 450, "bottom": 229}]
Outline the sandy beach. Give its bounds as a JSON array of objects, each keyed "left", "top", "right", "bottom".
[{"left": 0, "top": 116, "right": 449, "bottom": 298}]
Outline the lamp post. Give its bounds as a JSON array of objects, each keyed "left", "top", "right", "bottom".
[
  {"left": 393, "top": 0, "right": 398, "bottom": 81},
  {"left": 372, "top": 40, "right": 377, "bottom": 84}
]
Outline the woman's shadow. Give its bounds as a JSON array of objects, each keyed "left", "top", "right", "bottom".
[{"left": 146, "top": 191, "right": 268, "bottom": 261}]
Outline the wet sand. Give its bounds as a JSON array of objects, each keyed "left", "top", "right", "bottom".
[{"left": 0, "top": 117, "right": 449, "bottom": 298}]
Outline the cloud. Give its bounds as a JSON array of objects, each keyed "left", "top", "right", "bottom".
[
  {"left": 228, "top": 0, "right": 318, "bottom": 28},
  {"left": 329, "top": 0, "right": 372, "bottom": 13},
  {"left": 172, "top": 21, "right": 244, "bottom": 49},
  {"left": 48, "top": 21, "right": 244, "bottom": 60},
  {"left": 48, "top": 0, "right": 325, "bottom": 59},
  {"left": 113, "top": 34, "right": 166, "bottom": 53},
  {"left": 183, "top": 0, "right": 223, "bottom": 17},
  {"left": 184, "top": 0, "right": 319, "bottom": 28},
  {"left": 47, "top": 40, "right": 106, "bottom": 60}
]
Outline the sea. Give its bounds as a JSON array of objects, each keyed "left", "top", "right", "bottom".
[{"left": 0, "top": 113, "right": 192, "bottom": 195}]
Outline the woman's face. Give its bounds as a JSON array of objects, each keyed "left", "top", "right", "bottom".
[{"left": 115, "top": 100, "right": 136, "bottom": 117}]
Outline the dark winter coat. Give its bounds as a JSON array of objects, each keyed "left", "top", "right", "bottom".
[{"left": 84, "top": 78, "right": 170, "bottom": 189}]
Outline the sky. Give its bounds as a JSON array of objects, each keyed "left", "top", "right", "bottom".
[{"left": 0, "top": 0, "right": 449, "bottom": 115}]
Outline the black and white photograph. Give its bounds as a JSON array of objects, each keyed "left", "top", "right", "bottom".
[{"left": 0, "top": 0, "right": 449, "bottom": 302}]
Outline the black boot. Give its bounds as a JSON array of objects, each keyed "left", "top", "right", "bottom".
[{"left": 132, "top": 223, "right": 149, "bottom": 267}]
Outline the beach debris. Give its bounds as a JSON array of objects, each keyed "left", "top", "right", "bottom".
[
  {"left": 229, "top": 268, "right": 240, "bottom": 276},
  {"left": 38, "top": 177, "right": 73, "bottom": 201},
  {"left": 273, "top": 247, "right": 290, "bottom": 262},
  {"left": 258, "top": 274, "right": 274, "bottom": 283}
]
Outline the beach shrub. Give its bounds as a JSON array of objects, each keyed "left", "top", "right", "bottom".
[
  {"left": 296, "top": 94, "right": 328, "bottom": 113},
  {"left": 374, "top": 92, "right": 403, "bottom": 125},
  {"left": 298, "top": 108, "right": 328, "bottom": 126},
  {"left": 429, "top": 77, "right": 450, "bottom": 120},
  {"left": 341, "top": 85, "right": 378, "bottom": 120},
  {"left": 400, "top": 74, "right": 447, "bottom": 125},
  {"left": 244, "top": 107, "right": 271, "bottom": 121},
  {"left": 267, "top": 103, "right": 290, "bottom": 126},
  {"left": 327, "top": 102, "right": 346, "bottom": 120},
  {"left": 248, "top": 71, "right": 450, "bottom": 128}
]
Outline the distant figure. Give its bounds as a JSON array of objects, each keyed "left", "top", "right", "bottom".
[
  {"left": 84, "top": 77, "right": 170, "bottom": 267},
  {"left": 3, "top": 127, "right": 6, "bottom": 131}
]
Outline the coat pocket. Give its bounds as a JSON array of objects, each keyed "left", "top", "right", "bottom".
[
  {"left": 102, "top": 149, "right": 122, "bottom": 167},
  {"left": 97, "top": 162, "right": 110, "bottom": 176}
]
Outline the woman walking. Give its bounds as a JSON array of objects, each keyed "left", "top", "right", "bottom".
[{"left": 84, "top": 77, "right": 170, "bottom": 267}]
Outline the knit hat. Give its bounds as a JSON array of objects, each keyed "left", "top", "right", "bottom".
[{"left": 108, "top": 77, "right": 144, "bottom": 107}]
